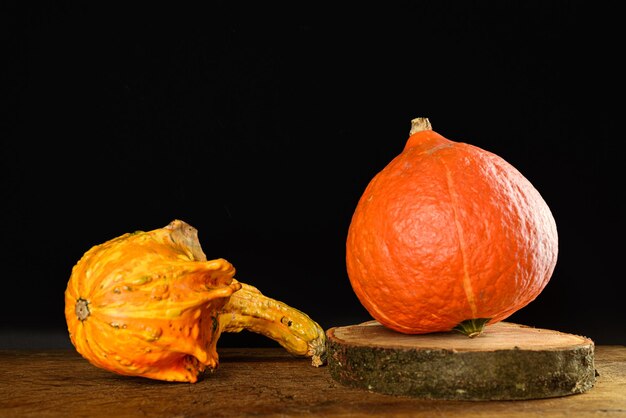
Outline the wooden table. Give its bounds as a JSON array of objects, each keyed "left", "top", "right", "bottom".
[{"left": 1, "top": 346, "right": 624, "bottom": 417}]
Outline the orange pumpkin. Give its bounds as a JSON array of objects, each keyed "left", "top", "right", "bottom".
[
  {"left": 346, "top": 118, "right": 558, "bottom": 337},
  {"left": 65, "top": 220, "right": 326, "bottom": 382}
]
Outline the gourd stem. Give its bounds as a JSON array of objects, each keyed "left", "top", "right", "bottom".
[
  {"left": 219, "top": 281, "right": 327, "bottom": 366},
  {"left": 453, "top": 318, "right": 491, "bottom": 338},
  {"left": 409, "top": 117, "right": 432, "bottom": 135}
]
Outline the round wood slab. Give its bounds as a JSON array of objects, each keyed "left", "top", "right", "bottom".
[{"left": 326, "top": 321, "right": 596, "bottom": 401}]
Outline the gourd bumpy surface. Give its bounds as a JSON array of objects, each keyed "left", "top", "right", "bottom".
[{"left": 65, "top": 220, "right": 326, "bottom": 383}]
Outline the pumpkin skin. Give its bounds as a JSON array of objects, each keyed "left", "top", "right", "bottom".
[
  {"left": 345, "top": 118, "right": 558, "bottom": 336},
  {"left": 65, "top": 220, "right": 326, "bottom": 382}
]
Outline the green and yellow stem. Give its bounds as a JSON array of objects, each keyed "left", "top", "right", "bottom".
[
  {"left": 219, "top": 280, "right": 327, "bottom": 367},
  {"left": 453, "top": 318, "right": 491, "bottom": 338}
]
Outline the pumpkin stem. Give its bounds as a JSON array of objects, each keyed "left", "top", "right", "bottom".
[
  {"left": 219, "top": 281, "right": 327, "bottom": 367},
  {"left": 409, "top": 117, "right": 432, "bottom": 135},
  {"left": 453, "top": 318, "right": 491, "bottom": 338}
]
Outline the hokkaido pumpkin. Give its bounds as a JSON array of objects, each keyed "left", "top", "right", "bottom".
[
  {"left": 346, "top": 118, "right": 558, "bottom": 337},
  {"left": 65, "top": 219, "right": 326, "bottom": 383}
]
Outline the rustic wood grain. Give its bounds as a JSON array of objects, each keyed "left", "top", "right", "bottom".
[
  {"left": 0, "top": 345, "right": 624, "bottom": 417},
  {"left": 327, "top": 321, "right": 597, "bottom": 400}
]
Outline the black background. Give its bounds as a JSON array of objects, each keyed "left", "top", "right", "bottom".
[{"left": 2, "top": 1, "right": 624, "bottom": 349}]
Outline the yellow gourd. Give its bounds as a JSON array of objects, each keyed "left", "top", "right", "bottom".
[{"left": 65, "top": 219, "right": 326, "bottom": 382}]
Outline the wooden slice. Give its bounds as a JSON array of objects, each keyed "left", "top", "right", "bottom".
[{"left": 326, "top": 321, "right": 596, "bottom": 401}]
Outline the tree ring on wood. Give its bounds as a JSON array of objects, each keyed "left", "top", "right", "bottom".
[{"left": 326, "top": 321, "right": 596, "bottom": 401}]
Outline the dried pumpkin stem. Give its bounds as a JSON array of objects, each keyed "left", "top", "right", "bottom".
[
  {"left": 409, "top": 117, "right": 432, "bottom": 135},
  {"left": 453, "top": 318, "right": 491, "bottom": 338},
  {"left": 219, "top": 281, "right": 327, "bottom": 367}
]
